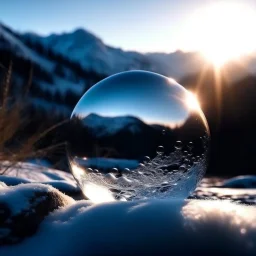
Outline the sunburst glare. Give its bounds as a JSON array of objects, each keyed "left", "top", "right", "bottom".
[
  {"left": 181, "top": 2, "right": 256, "bottom": 67},
  {"left": 186, "top": 91, "right": 201, "bottom": 111}
]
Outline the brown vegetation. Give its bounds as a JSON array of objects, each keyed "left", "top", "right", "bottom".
[{"left": 0, "top": 62, "right": 67, "bottom": 174}]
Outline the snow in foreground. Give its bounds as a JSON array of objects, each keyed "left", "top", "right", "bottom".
[
  {"left": 0, "top": 163, "right": 256, "bottom": 255},
  {"left": 0, "top": 162, "right": 79, "bottom": 194},
  {"left": 0, "top": 195, "right": 255, "bottom": 256}
]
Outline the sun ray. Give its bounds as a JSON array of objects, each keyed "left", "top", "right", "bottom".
[{"left": 181, "top": 2, "right": 256, "bottom": 67}]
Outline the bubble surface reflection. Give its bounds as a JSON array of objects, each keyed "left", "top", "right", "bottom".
[{"left": 68, "top": 71, "right": 210, "bottom": 202}]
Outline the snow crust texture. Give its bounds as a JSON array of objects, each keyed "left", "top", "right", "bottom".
[
  {"left": 0, "top": 164, "right": 255, "bottom": 255},
  {"left": 0, "top": 196, "right": 255, "bottom": 255},
  {"left": 0, "top": 183, "right": 74, "bottom": 245}
]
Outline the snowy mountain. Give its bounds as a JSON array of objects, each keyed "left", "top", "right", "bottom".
[
  {"left": 24, "top": 28, "right": 207, "bottom": 79},
  {"left": 0, "top": 25, "right": 29, "bottom": 57},
  {"left": 3, "top": 22, "right": 256, "bottom": 88},
  {"left": 24, "top": 27, "right": 256, "bottom": 80},
  {"left": 82, "top": 113, "right": 145, "bottom": 137},
  {"left": 24, "top": 28, "right": 153, "bottom": 76},
  {"left": 1, "top": 22, "right": 256, "bottom": 122},
  {"left": 0, "top": 23, "right": 105, "bottom": 118},
  {"left": 0, "top": 24, "right": 53, "bottom": 71}
]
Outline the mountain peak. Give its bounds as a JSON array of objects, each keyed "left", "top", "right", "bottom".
[
  {"left": 42, "top": 27, "right": 103, "bottom": 48},
  {"left": 18, "top": 25, "right": 207, "bottom": 77},
  {"left": 70, "top": 27, "right": 102, "bottom": 43}
]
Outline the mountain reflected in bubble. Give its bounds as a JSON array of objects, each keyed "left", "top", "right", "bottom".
[{"left": 68, "top": 71, "right": 210, "bottom": 202}]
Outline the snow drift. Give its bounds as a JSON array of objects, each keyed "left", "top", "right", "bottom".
[
  {"left": 0, "top": 196, "right": 255, "bottom": 256},
  {"left": 0, "top": 163, "right": 255, "bottom": 255}
]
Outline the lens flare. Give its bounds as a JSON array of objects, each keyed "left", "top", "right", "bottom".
[
  {"left": 181, "top": 2, "right": 256, "bottom": 67},
  {"left": 186, "top": 92, "right": 201, "bottom": 111}
]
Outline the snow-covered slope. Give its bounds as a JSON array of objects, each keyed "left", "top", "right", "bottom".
[
  {"left": 0, "top": 24, "right": 31, "bottom": 58},
  {"left": 0, "top": 162, "right": 79, "bottom": 194},
  {"left": 1, "top": 164, "right": 255, "bottom": 255},
  {"left": 0, "top": 24, "right": 93, "bottom": 117},
  {"left": 0, "top": 24, "right": 55, "bottom": 71}
]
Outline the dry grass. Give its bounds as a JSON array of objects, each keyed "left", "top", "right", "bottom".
[{"left": 0, "top": 62, "right": 68, "bottom": 175}]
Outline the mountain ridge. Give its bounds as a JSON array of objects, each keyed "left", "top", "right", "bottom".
[
  {"left": 22, "top": 26, "right": 206, "bottom": 78},
  {"left": 2, "top": 22, "right": 256, "bottom": 81}
]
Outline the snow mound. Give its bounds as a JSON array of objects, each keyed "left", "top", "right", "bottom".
[
  {"left": 0, "top": 199, "right": 255, "bottom": 256},
  {"left": 0, "top": 183, "right": 73, "bottom": 216},
  {"left": 1, "top": 162, "right": 75, "bottom": 182},
  {"left": 0, "top": 162, "right": 80, "bottom": 195},
  {"left": 0, "top": 181, "right": 7, "bottom": 188},
  {"left": 219, "top": 175, "right": 256, "bottom": 188},
  {"left": 0, "top": 183, "right": 74, "bottom": 245},
  {"left": 0, "top": 176, "right": 30, "bottom": 186},
  {"left": 40, "top": 181, "right": 78, "bottom": 193}
]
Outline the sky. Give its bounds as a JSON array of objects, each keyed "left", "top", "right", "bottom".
[
  {"left": 73, "top": 71, "right": 192, "bottom": 128},
  {"left": 1, "top": 0, "right": 256, "bottom": 53}
]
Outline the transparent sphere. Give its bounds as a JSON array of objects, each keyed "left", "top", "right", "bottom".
[{"left": 68, "top": 71, "right": 210, "bottom": 203}]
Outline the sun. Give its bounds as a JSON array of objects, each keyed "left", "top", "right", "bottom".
[{"left": 182, "top": 2, "right": 256, "bottom": 67}]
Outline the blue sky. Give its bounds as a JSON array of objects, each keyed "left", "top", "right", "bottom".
[
  {"left": 1, "top": 0, "right": 256, "bottom": 53},
  {"left": 73, "top": 71, "right": 190, "bottom": 127}
]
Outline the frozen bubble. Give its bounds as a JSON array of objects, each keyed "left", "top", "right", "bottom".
[{"left": 68, "top": 71, "right": 210, "bottom": 202}]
